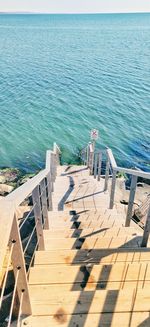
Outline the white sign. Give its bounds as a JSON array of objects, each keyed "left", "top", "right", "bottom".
[{"left": 91, "top": 129, "right": 99, "bottom": 140}]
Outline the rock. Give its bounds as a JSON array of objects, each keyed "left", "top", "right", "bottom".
[
  {"left": 0, "top": 168, "right": 21, "bottom": 184},
  {"left": 0, "top": 184, "right": 14, "bottom": 196},
  {"left": 19, "top": 173, "right": 36, "bottom": 186},
  {"left": 137, "top": 182, "right": 144, "bottom": 188}
]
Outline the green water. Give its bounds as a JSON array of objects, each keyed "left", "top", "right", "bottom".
[{"left": 0, "top": 13, "right": 150, "bottom": 172}]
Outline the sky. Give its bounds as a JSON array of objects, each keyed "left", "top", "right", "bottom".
[{"left": 0, "top": 0, "right": 150, "bottom": 14}]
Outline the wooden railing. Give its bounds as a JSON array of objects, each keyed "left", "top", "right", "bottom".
[
  {"left": 0, "top": 143, "right": 61, "bottom": 326},
  {"left": 84, "top": 143, "right": 150, "bottom": 247}
]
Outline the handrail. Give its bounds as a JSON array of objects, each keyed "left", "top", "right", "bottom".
[
  {"left": 113, "top": 166, "right": 150, "bottom": 180},
  {"left": 7, "top": 150, "right": 55, "bottom": 208},
  {"left": 0, "top": 142, "right": 61, "bottom": 323},
  {"left": 53, "top": 142, "right": 61, "bottom": 154},
  {"left": 87, "top": 144, "right": 150, "bottom": 245},
  {"left": 107, "top": 148, "right": 150, "bottom": 180},
  {"left": 106, "top": 148, "right": 117, "bottom": 169}
]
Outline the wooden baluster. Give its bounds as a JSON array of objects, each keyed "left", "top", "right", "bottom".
[
  {"left": 104, "top": 156, "right": 110, "bottom": 191},
  {"left": 40, "top": 179, "right": 49, "bottom": 229},
  {"left": 125, "top": 175, "right": 138, "bottom": 227},
  {"left": 46, "top": 172, "right": 53, "bottom": 211},
  {"left": 32, "top": 186, "right": 44, "bottom": 250},
  {"left": 94, "top": 153, "right": 98, "bottom": 179},
  {"left": 109, "top": 171, "right": 117, "bottom": 209},
  {"left": 97, "top": 152, "right": 102, "bottom": 181},
  {"left": 50, "top": 154, "right": 54, "bottom": 192},
  {"left": 10, "top": 215, "right": 32, "bottom": 315},
  {"left": 87, "top": 144, "right": 90, "bottom": 168},
  {"left": 141, "top": 205, "right": 150, "bottom": 247}
]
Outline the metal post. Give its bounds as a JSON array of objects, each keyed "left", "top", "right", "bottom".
[
  {"left": 109, "top": 171, "right": 117, "bottom": 209},
  {"left": 125, "top": 175, "right": 138, "bottom": 227},
  {"left": 141, "top": 205, "right": 150, "bottom": 247}
]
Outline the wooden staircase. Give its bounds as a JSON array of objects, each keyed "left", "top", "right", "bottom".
[{"left": 21, "top": 165, "right": 150, "bottom": 326}]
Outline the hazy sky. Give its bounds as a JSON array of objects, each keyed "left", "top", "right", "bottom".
[{"left": 0, "top": 0, "right": 150, "bottom": 13}]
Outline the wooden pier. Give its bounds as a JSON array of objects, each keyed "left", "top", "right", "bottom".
[{"left": 0, "top": 143, "right": 150, "bottom": 326}]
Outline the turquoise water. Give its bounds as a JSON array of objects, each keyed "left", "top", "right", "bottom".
[{"left": 0, "top": 13, "right": 150, "bottom": 172}]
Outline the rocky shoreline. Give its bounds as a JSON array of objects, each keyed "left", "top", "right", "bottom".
[{"left": 0, "top": 167, "right": 37, "bottom": 197}]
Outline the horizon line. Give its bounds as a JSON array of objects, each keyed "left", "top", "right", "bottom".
[{"left": 0, "top": 11, "right": 150, "bottom": 15}]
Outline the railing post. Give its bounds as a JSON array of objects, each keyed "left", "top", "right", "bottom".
[
  {"left": 141, "top": 205, "right": 150, "bottom": 247},
  {"left": 94, "top": 153, "right": 98, "bottom": 179},
  {"left": 87, "top": 144, "right": 90, "bottom": 168},
  {"left": 88, "top": 143, "right": 94, "bottom": 175},
  {"left": 125, "top": 175, "right": 138, "bottom": 227},
  {"left": 109, "top": 170, "right": 117, "bottom": 209},
  {"left": 97, "top": 152, "right": 102, "bottom": 181},
  {"left": 46, "top": 172, "right": 53, "bottom": 211},
  {"left": 40, "top": 178, "right": 49, "bottom": 229},
  {"left": 32, "top": 186, "right": 45, "bottom": 250},
  {"left": 10, "top": 215, "right": 32, "bottom": 315},
  {"left": 50, "top": 153, "right": 55, "bottom": 192},
  {"left": 104, "top": 155, "right": 110, "bottom": 191}
]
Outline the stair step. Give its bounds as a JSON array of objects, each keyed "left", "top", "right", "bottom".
[
  {"left": 29, "top": 262, "right": 150, "bottom": 287},
  {"left": 43, "top": 227, "right": 142, "bottom": 239},
  {"left": 34, "top": 249, "right": 150, "bottom": 266},
  {"left": 28, "top": 288, "right": 150, "bottom": 316},
  {"left": 21, "top": 312, "right": 150, "bottom": 327},
  {"left": 44, "top": 236, "right": 145, "bottom": 250},
  {"left": 48, "top": 219, "right": 125, "bottom": 229}
]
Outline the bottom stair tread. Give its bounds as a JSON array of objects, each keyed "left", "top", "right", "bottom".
[
  {"left": 21, "top": 312, "right": 150, "bottom": 327},
  {"left": 29, "top": 289, "right": 150, "bottom": 316}
]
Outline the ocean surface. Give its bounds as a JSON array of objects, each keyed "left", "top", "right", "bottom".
[{"left": 0, "top": 13, "right": 150, "bottom": 172}]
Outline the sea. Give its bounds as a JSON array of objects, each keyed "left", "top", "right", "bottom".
[{"left": 0, "top": 13, "right": 150, "bottom": 172}]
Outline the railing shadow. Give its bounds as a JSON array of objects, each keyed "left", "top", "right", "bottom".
[
  {"left": 65, "top": 190, "right": 104, "bottom": 204},
  {"left": 61, "top": 167, "right": 88, "bottom": 176},
  {"left": 60, "top": 211, "right": 150, "bottom": 326},
  {"left": 58, "top": 176, "right": 74, "bottom": 211}
]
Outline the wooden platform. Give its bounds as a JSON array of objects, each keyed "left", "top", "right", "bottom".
[{"left": 21, "top": 165, "right": 150, "bottom": 326}]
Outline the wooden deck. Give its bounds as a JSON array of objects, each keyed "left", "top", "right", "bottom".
[{"left": 21, "top": 166, "right": 150, "bottom": 326}]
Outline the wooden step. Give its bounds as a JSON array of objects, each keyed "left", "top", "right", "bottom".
[
  {"left": 43, "top": 227, "right": 142, "bottom": 240},
  {"left": 34, "top": 248, "right": 150, "bottom": 266},
  {"left": 44, "top": 236, "right": 145, "bottom": 250},
  {"left": 21, "top": 312, "right": 150, "bottom": 327},
  {"left": 48, "top": 219, "right": 125, "bottom": 229},
  {"left": 29, "top": 262, "right": 150, "bottom": 288},
  {"left": 48, "top": 213, "right": 124, "bottom": 223},
  {"left": 28, "top": 288, "right": 150, "bottom": 316}
]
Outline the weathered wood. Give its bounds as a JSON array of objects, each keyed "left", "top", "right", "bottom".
[
  {"left": 32, "top": 186, "right": 45, "bottom": 250},
  {"left": 46, "top": 172, "right": 53, "bottom": 211},
  {"left": 28, "top": 288, "right": 135, "bottom": 315},
  {"left": 104, "top": 156, "right": 110, "bottom": 191},
  {"left": 40, "top": 179, "right": 49, "bottom": 229},
  {"left": 21, "top": 312, "right": 150, "bottom": 327},
  {"left": 97, "top": 152, "right": 102, "bottom": 181},
  {"left": 88, "top": 143, "right": 94, "bottom": 175},
  {"left": 34, "top": 247, "right": 149, "bottom": 266},
  {"left": 106, "top": 148, "right": 117, "bottom": 169},
  {"left": 109, "top": 171, "right": 117, "bottom": 209},
  {"left": 10, "top": 215, "right": 32, "bottom": 315},
  {"left": 94, "top": 153, "right": 98, "bottom": 179},
  {"left": 141, "top": 205, "right": 150, "bottom": 247},
  {"left": 125, "top": 175, "right": 138, "bottom": 227},
  {"left": 0, "top": 200, "right": 14, "bottom": 270},
  {"left": 114, "top": 166, "right": 150, "bottom": 180}
]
